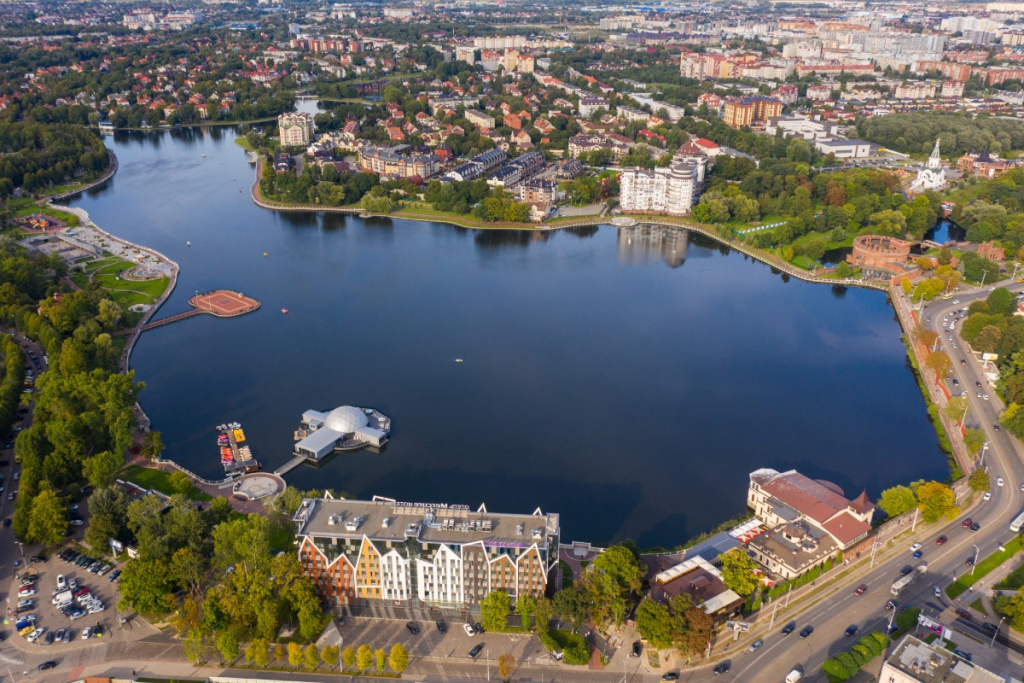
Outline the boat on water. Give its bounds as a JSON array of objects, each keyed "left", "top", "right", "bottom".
[
  {"left": 455, "top": 358, "right": 463, "bottom": 363},
  {"left": 263, "top": 252, "right": 268, "bottom": 257},
  {"left": 281, "top": 308, "right": 288, "bottom": 314},
  {"left": 186, "top": 241, "right": 191, "bottom": 247},
  {"left": 201, "top": 154, "right": 206, "bottom": 158}
]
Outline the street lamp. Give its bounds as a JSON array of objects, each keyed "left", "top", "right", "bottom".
[
  {"left": 972, "top": 544, "right": 980, "bottom": 575},
  {"left": 979, "top": 442, "right": 989, "bottom": 470},
  {"left": 990, "top": 616, "right": 1006, "bottom": 648}
]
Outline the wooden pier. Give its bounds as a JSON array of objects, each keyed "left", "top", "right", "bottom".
[
  {"left": 274, "top": 455, "right": 307, "bottom": 476},
  {"left": 128, "top": 290, "right": 261, "bottom": 333}
]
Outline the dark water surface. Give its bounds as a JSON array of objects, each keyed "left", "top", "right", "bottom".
[{"left": 67, "top": 126, "right": 946, "bottom": 547}]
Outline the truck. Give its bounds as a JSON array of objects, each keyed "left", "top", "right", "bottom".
[
  {"left": 891, "top": 564, "right": 928, "bottom": 596},
  {"left": 786, "top": 669, "right": 803, "bottom": 683},
  {"left": 51, "top": 589, "right": 72, "bottom": 607}
]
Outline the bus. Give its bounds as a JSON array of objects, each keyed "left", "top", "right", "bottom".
[
  {"left": 891, "top": 564, "right": 928, "bottom": 596},
  {"left": 1010, "top": 511, "right": 1024, "bottom": 533}
]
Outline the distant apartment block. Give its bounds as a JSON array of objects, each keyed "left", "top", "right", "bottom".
[
  {"left": 464, "top": 110, "right": 495, "bottom": 130},
  {"left": 278, "top": 112, "right": 313, "bottom": 147},
  {"left": 806, "top": 84, "right": 833, "bottom": 101},
  {"left": 722, "top": 96, "right": 782, "bottom": 129},
  {"left": 579, "top": 97, "right": 610, "bottom": 118},
  {"left": 619, "top": 160, "right": 699, "bottom": 216},
  {"left": 294, "top": 495, "right": 560, "bottom": 608},
  {"left": 912, "top": 60, "right": 972, "bottom": 81},
  {"left": 894, "top": 82, "right": 937, "bottom": 99},
  {"left": 795, "top": 63, "right": 874, "bottom": 77},
  {"left": 765, "top": 115, "right": 835, "bottom": 141},
  {"left": 941, "top": 80, "right": 966, "bottom": 98},
  {"left": 357, "top": 145, "right": 438, "bottom": 179}
]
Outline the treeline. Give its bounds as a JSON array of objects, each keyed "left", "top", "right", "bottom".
[
  {"left": 958, "top": 287, "right": 1024, "bottom": 438},
  {"left": 856, "top": 111, "right": 1024, "bottom": 156},
  {"left": 0, "top": 335, "right": 25, "bottom": 441},
  {"left": 0, "top": 122, "right": 109, "bottom": 197},
  {"left": 953, "top": 168, "right": 1024, "bottom": 253},
  {"left": 260, "top": 159, "right": 380, "bottom": 206}
]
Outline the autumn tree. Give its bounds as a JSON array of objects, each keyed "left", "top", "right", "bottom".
[
  {"left": 498, "top": 653, "right": 516, "bottom": 681},
  {"left": 917, "top": 481, "right": 960, "bottom": 523},
  {"left": 877, "top": 485, "right": 917, "bottom": 518},
  {"left": 388, "top": 642, "right": 409, "bottom": 673},
  {"left": 925, "top": 350, "right": 952, "bottom": 379},
  {"left": 287, "top": 642, "right": 303, "bottom": 669},
  {"left": 356, "top": 644, "right": 373, "bottom": 670},
  {"left": 342, "top": 645, "right": 355, "bottom": 669},
  {"left": 321, "top": 644, "right": 340, "bottom": 671},
  {"left": 304, "top": 643, "right": 319, "bottom": 671}
]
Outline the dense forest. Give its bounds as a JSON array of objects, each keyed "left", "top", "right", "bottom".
[
  {"left": 856, "top": 111, "right": 1024, "bottom": 157},
  {"left": 952, "top": 168, "right": 1024, "bottom": 253},
  {"left": 0, "top": 122, "right": 109, "bottom": 197}
]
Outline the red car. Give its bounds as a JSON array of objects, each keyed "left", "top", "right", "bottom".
[
  {"left": 961, "top": 519, "right": 973, "bottom": 528},
  {"left": 854, "top": 584, "right": 868, "bottom": 596},
  {"left": 936, "top": 536, "right": 948, "bottom": 544}
]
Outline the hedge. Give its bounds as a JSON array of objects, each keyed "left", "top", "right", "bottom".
[
  {"left": 822, "top": 632, "right": 889, "bottom": 683},
  {"left": 766, "top": 552, "right": 842, "bottom": 600}
]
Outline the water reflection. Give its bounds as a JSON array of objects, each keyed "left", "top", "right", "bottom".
[{"left": 617, "top": 225, "right": 689, "bottom": 268}]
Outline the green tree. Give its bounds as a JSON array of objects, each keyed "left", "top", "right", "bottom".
[
  {"left": 375, "top": 647, "right": 386, "bottom": 672},
  {"left": 274, "top": 643, "right": 285, "bottom": 665},
  {"left": 287, "top": 642, "right": 303, "bottom": 669},
  {"left": 515, "top": 595, "right": 536, "bottom": 629},
  {"left": 141, "top": 430, "right": 164, "bottom": 460},
  {"left": 356, "top": 644, "right": 373, "bottom": 670},
  {"left": 481, "top": 590, "right": 511, "bottom": 632},
  {"left": 965, "top": 429, "right": 986, "bottom": 456},
  {"left": 943, "top": 396, "right": 969, "bottom": 423},
  {"left": 169, "top": 470, "right": 192, "bottom": 494},
  {"left": 591, "top": 544, "right": 645, "bottom": 624},
  {"left": 917, "top": 481, "right": 960, "bottom": 523},
  {"left": 321, "top": 644, "right": 340, "bottom": 671},
  {"left": 184, "top": 629, "right": 207, "bottom": 665},
  {"left": 988, "top": 287, "right": 1015, "bottom": 315},
  {"left": 26, "top": 486, "right": 66, "bottom": 546},
  {"left": 117, "top": 558, "right": 172, "bottom": 614},
  {"left": 305, "top": 643, "right": 320, "bottom": 671},
  {"left": 215, "top": 630, "right": 239, "bottom": 664},
  {"left": 719, "top": 549, "right": 760, "bottom": 596},
  {"left": 342, "top": 645, "right": 356, "bottom": 669},
  {"left": 553, "top": 585, "right": 591, "bottom": 632},
  {"left": 246, "top": 639, "right": 270, "bottom": 667},
  {"left": 533, "top": 597, "right": 554, "bottom": 633},
  {"left": 634, "top": 597, "right": 673, "bottom": 649},
  {"left": 970, "top": 468, "right": 991, "bottom": 492},
  {"left": 388, "top": 642, "right": 409, "bottom": 673},
  {"left": 82, "top": 450, "right": 123, "bottom": 489},
  {"left": 878, "top": 485, "right": 917, "bottom": 517}
]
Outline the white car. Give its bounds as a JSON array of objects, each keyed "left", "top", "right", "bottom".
[
  {"left": 81, "top": 627, "right": 91, "bottom": 639},
  {"left": 463, "top": 623, "right": 475, "bottom": 637},
  {"left": 26, "top": 628, "right": 45, "bottom": 643},
  {"left": 998, "top": 478, "right": 1005, "bottom": 487},
  {"left": 910, "top": 543, "right": 922, "bottom": 552},
  {"left": 56, "top": 574, "right": 66, "bottom": 590},
  {"left": 984, "top": 492, "right": 992, "bottom": 501}
]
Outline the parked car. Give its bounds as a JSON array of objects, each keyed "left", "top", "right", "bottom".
[
  {"left": 662, "top": 674, "right": 680, "bottom": 682},
  {"left": 37, "top": 662, "right": 56, "bottom": 671},
  {"left": 405, "top": 622, "right": 420, "bottom": 635},
  {"left": 463, "top": 623, "right": 475, "bottom": 637},
  {"left": 631, "top": 641, "right": 642, "bottom": 657},
  {"left": 468, "top": 644, "right": 483, "bottom": 659},
  {"left": 435, "top": 621, "right": 447, "bottom": 634}
]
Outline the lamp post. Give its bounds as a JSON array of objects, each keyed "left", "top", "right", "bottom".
[
  {"left": 990, "top": 616, "right": 1006, "bottom": 648},
  {"left": 979, "top": 442, "right": 989, "bottom": 470},
  {"left": 972, "top": 544, "right": 980, "bottom": 575}
]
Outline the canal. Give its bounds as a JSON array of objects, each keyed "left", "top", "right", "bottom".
[{"left": 66, "top": 124, "right": 948, "bottom": 547}]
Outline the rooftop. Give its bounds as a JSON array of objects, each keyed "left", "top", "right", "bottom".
[
  {"left": 294, "top": 495, "right": 559, "bottom": 549},
  {"left": 883, "top": 635, "right": 1003, "bottom": 683}
]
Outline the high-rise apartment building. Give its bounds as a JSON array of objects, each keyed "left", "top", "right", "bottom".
[{"left": 278, "top": 112, "right": 313, "bottom": 147}]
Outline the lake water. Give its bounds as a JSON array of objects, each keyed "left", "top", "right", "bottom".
[{"left": 65, "top": 125, "right": 947, "bottom": 548}]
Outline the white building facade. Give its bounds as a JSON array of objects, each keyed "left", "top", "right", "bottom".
[{"left": 620, "top": 160, "right": 699, "bottom": 216}]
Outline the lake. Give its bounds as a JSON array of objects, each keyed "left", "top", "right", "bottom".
[{"left": 66, "top": 124, "right": 947, "bottom": 548}]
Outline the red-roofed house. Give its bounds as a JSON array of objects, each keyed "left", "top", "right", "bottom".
[{"left": 745, "top": 468, "right": 874, "bottom": 579}]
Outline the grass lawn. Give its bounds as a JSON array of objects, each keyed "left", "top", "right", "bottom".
[
  {"left": 13, "top": 204, "right": 81, "bottom": 227},
  {"left": 234, "top": 136, "right": 255, "bottom": 151},
  {"left": 120, "top": 464, "right": 212, "bottom": 501},
  {"left": 94, "top": 273, "right": 170, "bottom": 302},
  {"left": 947, "top": 535, "right": 1024, "bottom": 599}
]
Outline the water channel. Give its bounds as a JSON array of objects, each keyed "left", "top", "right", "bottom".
[{"left": 65, "top": 123, "right": 948, "bottom": 547}]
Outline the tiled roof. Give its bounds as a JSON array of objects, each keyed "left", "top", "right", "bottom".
[{"left": 760, "top": 470, "right": 849, "bottom": 525}]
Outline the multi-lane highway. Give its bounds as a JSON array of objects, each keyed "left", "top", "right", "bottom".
[{"left": 676, "top": 281, "right": 1024, "bottom": 682}]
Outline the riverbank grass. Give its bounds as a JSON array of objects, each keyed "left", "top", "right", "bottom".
[{"left": 121, "top": 464, "right": 212, "bottom": 501}]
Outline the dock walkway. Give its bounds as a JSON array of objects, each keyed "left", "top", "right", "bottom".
[{"left": 275, "top": 455, "right": 307, "bottom": 476}]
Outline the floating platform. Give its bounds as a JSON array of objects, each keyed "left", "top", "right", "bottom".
[{"left": 217, "top": 421, "right": 261, "bottom": 474}]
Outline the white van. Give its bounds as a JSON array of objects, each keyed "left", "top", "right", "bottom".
[
  {"left": 51, "top": 589, "right": 72, "bottom": 607},
  {"left": 786, "top": 669, "right": 803, "bottom": 683}
]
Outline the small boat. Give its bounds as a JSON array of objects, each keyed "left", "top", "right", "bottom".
[
  {"left": 263, "top": 252, "right": 268, "bottom": 257},
  {"left": 455, "top": 358, "right": 463, "bottom": 363},
  {"left": 281, "top": 308, "right": 289, "bottom": 314},
  {"left": 201, "top": 154, "right": 206, "bottom": 158},
  {"left": 186, "top": 241, "right": 191, "bottom": 247}
]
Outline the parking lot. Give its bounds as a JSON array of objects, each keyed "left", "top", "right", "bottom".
[
  {"left": 335, "top": 615, "right": 548, "bottom": 667},
  {"left": 5, "top": 547, "right": 131, "bottom": 654}
]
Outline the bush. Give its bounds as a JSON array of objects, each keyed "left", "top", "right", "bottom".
[{"left": 547, "top": 629, "right": 590, "bottom": 666}]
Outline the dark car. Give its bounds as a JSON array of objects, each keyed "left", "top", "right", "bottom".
[
  {"left": 937, "top": 536, "right": 947, "bottom": 545},
  {"left": 854, "top": 584, "right": 867, "bottom": 596},
  {"left": 845, "top": 625, "right": 859, "bottom": 637},
  {"left": 912, "top": 550, "right": 924, "bottom": 559},
  {"left": 956, "top": 608, "right": 972, "bottom": 621},
  {"left": 631, "top": 641, "right": 642, "bottom": 657},
  {"left": 662, "top": 674, "right": 680, "bottom": 681},
  {"left": 713, "top": 662, "right": 731, "bottom": 675},
  {"left": 885, "top": 600, "right": 898, "bottom": 611},
  {"left": 474, "top": 622, "right": 484, "bottom": 634},
  {"left": 966, "top": 556, "right": 975, "bottom": 566},
  {"left": 962, "top": 518, "right": 973, "bottom": 528},
  {"left": 43, "top": 631, "right": 54, "bottom": 645},
  {"left": 2, "top": 518, "right": 10, "bottom": 528},
  {"left": 29, "top": 555, "right": 45, "bottom": 563},
  {"left": 468, "top": 644, "right": 484, "bottom": 659},
  {"left": 37, "top": 662, "right": 56, "bottom": 671},
  {"left": 970, "top": 522, "right": 981, "bottom": 532},
  {"left": 781, "top": 622, "right": 796, "bottom": 635},
  {"left": 435, "top": 620, "right": 447, "bottom": 634},
  {"left": 900, "top": 565, "right": 914, "bottom": 577},
  {"left": 953, "top": 649, "right": 973, "bottom": 661},
  {"left": 405, "top": 621, "right": 420, "bottom": 635},
  {"left": 983, "top": 622, "right": 999, "bottom": 633},
  {"left": 799, "top": 626, "right": 814, "bottom": 638}
]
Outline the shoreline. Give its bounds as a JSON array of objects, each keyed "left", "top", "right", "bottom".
[{"left": 249, "top": 157, "right": 887, "bottom": 292}]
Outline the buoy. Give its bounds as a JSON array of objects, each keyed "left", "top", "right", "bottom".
[
  {"left": 186, "top": 241, "right": 191, "bottom": 247},
  {"left": 281, "top": 308, "right": 289, "bottom": 314},
  {"left": 263, "top": 252, "right": 268, "bottom": 257}
]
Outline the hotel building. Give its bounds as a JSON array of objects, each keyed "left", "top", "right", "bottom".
[
  {"left": 278, "top": 112, "right": 314, "bottom": 147},
  {"left": 294, "top": 494, "right": 560, "bottom": 610}
]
